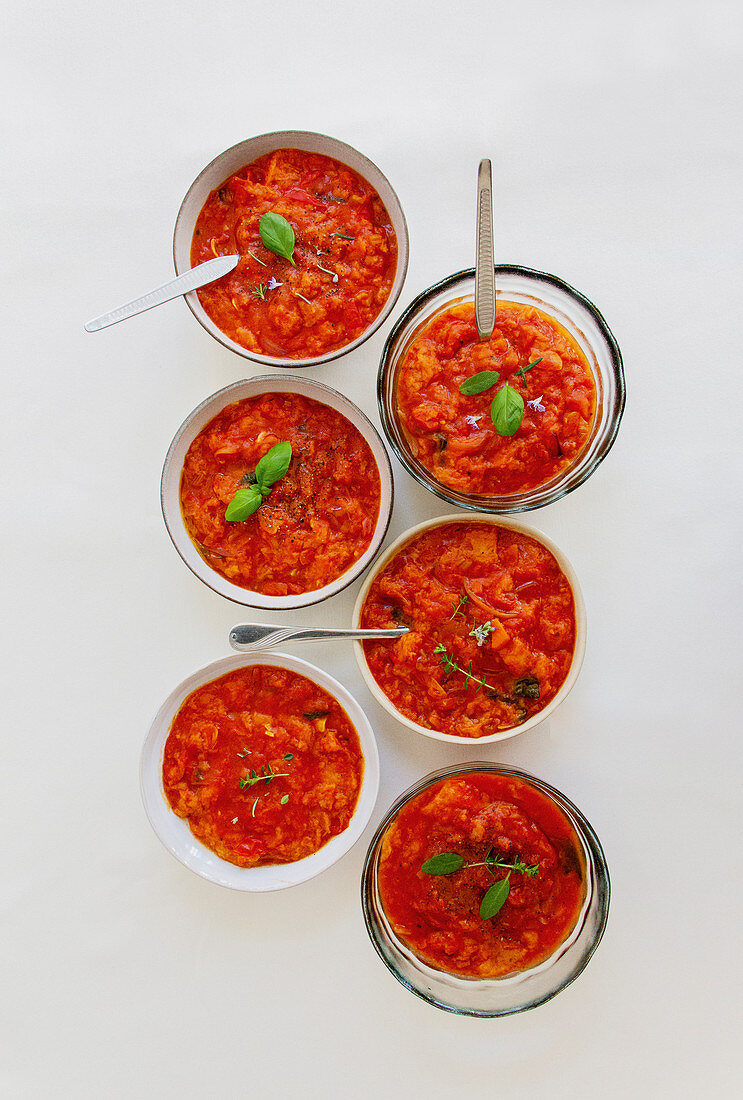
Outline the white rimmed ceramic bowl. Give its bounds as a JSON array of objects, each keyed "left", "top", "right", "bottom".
[
  {"left": 353, "top": 514, "right": 586, "bottom": 744},
  {"left": 161, "top": 375, "right": 394, "bottom": 610},
  {"left": 140, "top": 652, "right": 380, "bottom": 891},
  {"left": 173, "top": 130, "right": 409, "bottom": 367}
]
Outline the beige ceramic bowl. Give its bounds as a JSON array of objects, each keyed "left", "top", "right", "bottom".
[
  {"left": 173, "top": 130, "right": 409, "bottom": 367},
  {"left": 352, "top": 514, "right": 586, "bottom": 744},
  {"left": 161, "top": 375, "right": 394, "bottom": 610}
]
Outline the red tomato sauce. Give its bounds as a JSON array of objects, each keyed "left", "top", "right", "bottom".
[
  {"left": 360, "top": 523, "right": 576, "bottom": 737},
  {"left": 163, "top": 665, "right": 364, "bottom": 868},
  {"left": 180, "top": 392, "right": 382, "bottom": 596},
  {"left": 396, "top": 300, "right": 596, "bottom": 495},
  {"left": 378, "top": 773, "right": 585, "bottom": 978},
  {"left": 191, "top": 148, "right": 398, "bottom": 359}
]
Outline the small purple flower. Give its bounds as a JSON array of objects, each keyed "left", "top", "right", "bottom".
[
  {"left": 465, "top": 415, "right": 483, "bottom": 429},
  {"left": 267, "top": 277, "right": 283, "bottom": 291},
  {"left": 527, "top": 395, "right": 545, "bottom": 413}
]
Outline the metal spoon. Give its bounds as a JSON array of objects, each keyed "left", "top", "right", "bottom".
[
  {"left": 229, "top": 623, "right": 409, "bottom": 653},
  {"left": 84, "top": 253, "right": 239, "bottom": 332},
  {"left": 474, "top": 158, "right": 495, "bottom": 340}
]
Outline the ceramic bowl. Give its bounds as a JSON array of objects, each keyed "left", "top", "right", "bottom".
[
  {"left": 353, "top": 513, "right": 586, "bottom": 744},
  {"left": 174, "top": 130, "right": 409, "bottom": 367},
  {"left": 161, "top": 375, "right": 394, "bottom": 610},
  {"left": 141, "top": 652, "right": 380, "bottom": 891}
]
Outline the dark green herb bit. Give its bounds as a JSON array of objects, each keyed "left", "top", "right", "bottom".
[
  {"left": 283, "top": 753, "right": 294, "bottom": 761},
  {"left": 514, "top": 675, "right": 540, "bottom": 700},
  {"left": 480, "top": 876, "right": 511, "bottom": 919},
  {"left": 302, "top": 709, "right": 330, "bottom": 721},
  {"left": 252, "top": 283, "right": 267, "bottom": 301},
  {"left": 421, "top": 853, "right": 464, "bottom": 875},
  {"left": 490, "top": 384, "right": 524, "bottom": 437},
  {"left": 259, "top": 211, "right": 296, "bottom": 265},
  {"left": 434, "top": 432, "right": 447, "bottom": 452},
  {"left": 459, "top": 370, "right": 501, "bottom": 396},
  {"left": 515, "top": 356, "right": 543, "bottom": 390}
]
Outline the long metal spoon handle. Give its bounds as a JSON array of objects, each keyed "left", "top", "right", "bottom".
[
  {"left": 474, "top": 158, "right": 496, "bottom": 340},
  {"left": 84, "top": 254, "right": 239, "bottom": 332},
  {"left": 229, "top": 625, "right": 408, "bottom": 651}
]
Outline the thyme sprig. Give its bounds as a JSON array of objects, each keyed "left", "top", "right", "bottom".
[
  {"left": 448, "top": 594, "right": 469, "bottom": 620},
  {"left": 433, "top": 642, "right": 495, "bottom": 693},
  {"left": 515, "top": 356, "right": 543, "bottom": 390},
  {"left": 252, "top": 283, "right": 267, "bottom": 301},
  {"left": 421, "top": 847, "right": 540, "bottom": 920},
  {"left": 238, "top": 763, "right": 290, "bottom": 790}
]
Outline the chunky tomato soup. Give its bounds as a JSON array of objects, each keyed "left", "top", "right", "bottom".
[
  {"left": 191, "top": 148, "right": 398, "bottom": 358},
  {"left": 163, "top": 665, "right": 364, "bottom": 868},
  {"left": 180, "top": 392, "right": 381, "bottom": 595},
  {"left": 378, "top": 773, "right": 585, "bottom": 978},
  {"left": 396, "top": 300, "right": 596, "bottom": 495},
  {"left": 360, "top": 523, "right": 576, "bottom": 737}
]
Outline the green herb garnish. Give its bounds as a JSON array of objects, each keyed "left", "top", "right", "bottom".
[
  {"left": 295, "top": 292, "right": 312, "bottom": 305},
  {"left": 252, "top": 283, "right": 267, "bottom": 301},
  {"left": 490, "top": 383, "right": 524, "bottom": 437},
  {"left": 259, "top": 211, "right": 296, "bottom": 265},
  {"left": 448, "top": 594, "right": 469, "bottom": 620},
  {"left": 422, "top": 847, "right": 539, "bottom": 921},
  {"left": 280, "top": 795, "right": 289, "bottom": 805},
  {"left": 331, "top": 231, "right": 355, "bottom": 240},
  {"left": 316, "top": 262, "right": 339, "bottom": 284},
  {"left": 247, "top": 250, "right": 267, "bottom": 267},
  {"left": 434, "top": 643, "right": 495, "bottom": 693},
  {"left": 302, "top": 710, "right": 330, "bottom": 721},
  {"left": 225, "top": 441, "right": 292, "bottom": 522},
  {"left": 459, "top": 370, "right": 500, "bottom": 396},
  {"left": 239, "top": 764, "right": 290, "bottom": 790},
  {"left": 514, "top": 675, "right": 540, "bottom": 699},
  {"left": 515, "top": 356, "right": 543, "bottom": 390}
]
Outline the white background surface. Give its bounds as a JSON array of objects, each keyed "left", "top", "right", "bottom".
[{"left": 3, "top": 2, "right": 742, "bottom": 1096}]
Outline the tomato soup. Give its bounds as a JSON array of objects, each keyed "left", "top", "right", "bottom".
[
  {"left": 378, "top": 773, "right": 585, "bottom": 978},
  {"left": 163, "top": 665, "right": 364, "bottom": 868},
  {"left": 180, "top": 392, "right": 382, "bottom": 596},
  {"left": 191, "top": 148, "right": 398, "bottom": 359},
  {"left": 360, "top": 522, "right": 576, "bottom": 737},
  {"left": 396, "top": 300, "right": 596, "bottom": 495}
]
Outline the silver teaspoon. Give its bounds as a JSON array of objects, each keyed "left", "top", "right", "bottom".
[
  {"left": 84, "top": 253, "right": 239, "bottom": 332},
  {"left": 229, "top": 623, "right": 409, "bottom": 653}
]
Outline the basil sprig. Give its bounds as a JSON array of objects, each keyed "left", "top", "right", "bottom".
[
  {"left": 225, "top": 441, "right": 292, "bottom": 522},
  {"left": 259, "top": 212, "right": 296, "bottom": 266},
  {"left": 459, "top": 370, "right": 500, "bottom": 396},
  {"left": 490, "top": 384, "right": 524, "bottom": 437},
  {"left": 421, "top": 847, "right": 539, "bottom": 922}
]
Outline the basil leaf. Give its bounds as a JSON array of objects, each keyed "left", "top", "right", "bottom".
[
  {"left": 490, "top": 384, "right": 524, "bottom": 437},
  {"left": 480, "top": 876, "right": 510, "bottom": 920},
  {"left": 259, "top": 212, "right": 296, "bottom": 265},
  {"left": 459, "top": 370, "right": 500, "bottom": 396},
  {"left": 421, "top": 853, "right": 464, "bottom": 875},
  {"left": 224, "top": 485, "right": 262, "bottom": 522},
  {"left": 255, "top": 441, "right": 292, "bottom": 492}
]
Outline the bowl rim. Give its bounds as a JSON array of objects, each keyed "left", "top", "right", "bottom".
[
  {"left": 361, "top": 760, "right": 610, "bottom": 1016},
  {"left": 377, "top": 264, "right": 626, "bottom": 513},
  {"left": 161, "top": 374, "right": 394, "bottom": 610},
  {"left": 352, "top": 512, "right": 586, "bottom": 744},
  {"left": 140, "top": 651, "right": 380, "bottom": 891},
  {"left": 173, "top": 129, "right": 410, "bottom": 368}
]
